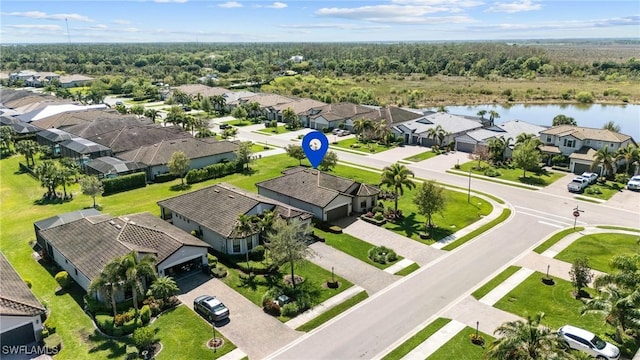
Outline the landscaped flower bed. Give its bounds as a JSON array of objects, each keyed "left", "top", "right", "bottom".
[{"left": 360, "top": 212, "right": 386, "bottom": 226}]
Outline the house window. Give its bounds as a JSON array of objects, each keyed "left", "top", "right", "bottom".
[
  {"left": 246, "top": 238, "right": 253, "bottom": 251},
  {"left": 360, "top": 200, "right": 367, "bottom": 209},
  {"left": 74, "top": 268, "right": 78, "bottom": 276},
  {"left": 585, "top": 140, "right": 590, "bottom": 145},
  {"left": 563, "top": 139, "right": 575, "bottom": 148},
  {"left": 233, "top": 239, "right": 241, "bottom": 253},
  {"left": 546, "top": 136, "right": 552, "bottom": 143}
]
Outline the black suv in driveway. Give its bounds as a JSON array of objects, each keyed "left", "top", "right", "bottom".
[
  {"left": 219, "top": 123, "right": 230, "bottom": 129},
  {"left": 194, "top": 295, "right": 230, "bottom": 322}
]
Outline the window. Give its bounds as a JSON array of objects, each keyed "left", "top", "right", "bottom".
[
  {"left": 246, "top": 238, "right": 253, "bottom": 251},
  {"left": 360, "top": 200, "right": 367, "bottom": 209},
  {"left": 233, "top": 239, "right": 241, "bottom": 253},
  {"left": 546, "top": 136, "right": 552, "bottom": 143},
  {"left": 563, "top": 138, "right": 575, "bottom": 148},
  {"left": 74, "top": 268, "right": 78, "bottom": 275}
]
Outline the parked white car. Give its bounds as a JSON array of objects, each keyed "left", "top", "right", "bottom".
[
  {"left": 567, "top": 177, "right": 590, "bottom": 193},
  {"left": 627, "top": 175, "right": 640, "bottom": 191},
  {"left": 558, "top": 325, "right": 620, "bottom": 359},
  {"left": 580, "top": 172, "right": 599, "bottom": 184}
]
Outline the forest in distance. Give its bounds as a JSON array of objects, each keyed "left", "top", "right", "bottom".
[{"left": 2, "top": 39, "right": 639, "bottom": 108}]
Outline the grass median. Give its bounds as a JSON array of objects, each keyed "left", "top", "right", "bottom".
[{"left": 295, "top": 291, "right": 369, "bottom": 332}]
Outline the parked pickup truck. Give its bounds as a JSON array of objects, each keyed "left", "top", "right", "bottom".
[{"left": 568, "top": 177, "right": 590, "bottom": 193}]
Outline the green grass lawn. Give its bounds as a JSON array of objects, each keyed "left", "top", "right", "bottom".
[
  {"left": 382, "top": 318, "right": 451, "bottom": 360},
  {"left": 296, "top": 290, "right": 369, "bottom": 332},
  {"left": 580, "top": 181, "right": 626, "bottom": 200},
  {"left": 332, "top": 138, "right": 396, "bottom": 154},
  {"left": 395, "top": 262, "right": 420, "bottom": 276},
  {"left": 554, "top": 233, "right": 640, "bottom": 273},
  {"left": 533, "top": 227, "right": 585, "bottom": 254},
  {"left": 442, "top": 208, "right": 511, "bottom": 251},
  {"left": 597, "top": 225, "right": 640, "bottom": 232},
  {"left": 427, "top": 327, "right": 494, "bottom": 360},
  {"left": 222, "top": 119, "right": 252, "bottom": 126},
  {"left": 220, "top": 259, "right": 353, "bottom": 322},
  {"left": 152, "top": 305, "right": 236, "bottom": 359},
  {"left": 313, "top": 228, "right": 402, "bottom": 269},
  {"left": 458, "top": 161, "right": 565, "bottom": 187},
  {"left": 403, "top": 151, "right": 438, "bottom": 162},
  {"left": 471, "top": 266, "right": 521, "bottom": 300},
  {"left": 254, "top": 125, "right": 295, "bottom": 135},
  {"left": 250, "top": 143, "right": 271, "bottom": 153}
]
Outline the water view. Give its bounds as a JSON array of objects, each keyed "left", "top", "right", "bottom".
[{"left": 437, "top": 104, "right": 640, "bottom": 141}]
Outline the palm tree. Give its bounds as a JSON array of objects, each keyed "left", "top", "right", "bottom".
[
  {"left": 147, "top": 276, "right": 179, "bottom": 305},
  {"left": 380, "top": 162, "right": 416, "bottom": 213},
  {"left": 89, "top": 260, "right": 124, "bottom": 318},
  {"left": 426, "top": 125, "right": 446, "bottom": 147},
  {"left": 34, "top": 160, "right": 60, "bottom": 198},
  {"left": 374, "top": 119, "right": 391, "bottom": 144},
  {"left": 282, "top": 107, "right": 299, "bottom": 129},
  {"left": 487, "top": 136, "right": 510, "bottom": 163},
  {"left": 0, "top": 126, "right": 14, "bottom": 155},
  {"left": 616, "top": 144, "right": 639, "bottom": 175},
  {"left": 582, "top": 284, "right": 640, "bottom": 342},
  {"left": 233, "top": 213, "right": 256, "bottom": 239},
  {"left": 119, "top": 252, "right": 157, "bottom": 315},
  {"left": 477, "top": 109, "right": 487, "bottom": 119},
  {"left": 165, "top": 106, "right": 185, "bottom": 128},
  {"left": 593, "top": 253, "right": 640, "bottom": 299},
  {"left": 488, "top": 110, "right": 500, "bottom": 126},
  {"left": 591, "top": 146, "right": 616, "bottom": 177},
  {"left": 57, "top": 165, "right": 74, "bottom": 199},
  {"left": 211, "top": 95, "right": 227, "bottom": 114},
  {"left": 15, "top": 140, "right": 41, "bottom": 167},
  {"left": 353, "top": 118, "right": 372, "bottom": 142},
  {"left": 603, "top": 121, "right": 621, "bottom": 133},
  {"left": 144, "top": 109, "right": 160, "bottom": 123},
  {"left": 486, "top": 313, "right": 571, "bottom": 360}
]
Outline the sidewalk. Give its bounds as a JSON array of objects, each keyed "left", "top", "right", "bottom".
[
  {"left": 400, "top": 320, "right": 466, "bottom": 360},
  {"left": 284, "top": 285, "right": 365, "bottom": 329}
]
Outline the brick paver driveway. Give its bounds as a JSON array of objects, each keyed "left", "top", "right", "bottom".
[{"left": 177, "top": 273, "right": 301, "bottom": 360}]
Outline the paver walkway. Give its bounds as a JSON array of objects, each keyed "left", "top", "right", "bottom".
[
  {"left": 310, "top": 242, "right": 397, "bottom": 294},
  {"left": 401, "top": 320, "right": 466, "bottom": 360},
  {"left": 343, "top": 219, "right": 444, "bottom": 266},
  {"left": 515, "top": 251, "right": 606, "bottom": 285},
  {"left": 384, "top": 258, "right": 415, "bottom": 274},
  {"left": 479, "top": 268, "right": 535, "bottom": 306},
  {"left": 285, "top": 285, "right": 366, "bottom": 329}
]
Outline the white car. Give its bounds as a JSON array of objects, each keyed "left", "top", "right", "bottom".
[
  {"left": 627, "top": 175, "right": 640, "bottom": 191},
  {"left": 558, "top": 325, "right": 620, "bottom": 360},
  {"left": 580, "top": 172, "right": 599, "bottom": 184}
]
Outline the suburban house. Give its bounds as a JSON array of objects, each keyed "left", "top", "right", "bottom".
[
  {"left": 16, "top": 104, "right": 108, "bottom": 124},
  {"left": 0, "top": 115, "right": 41, "bottom": 138},
  {"left": 230, "top": 93, "right": 296, "bottom": 118},
  {"left": 301, "top": 102, "right": 383, "bottom": 130},
  {"left": 117, "top": 137, "right": 239, "bottom": 181},
  {"left": 0, "top": 89, "right": 60, "bottom": 110},
  {"left": 157, "top": 183, "right": 313, "bottom": 255},
  {"left": 36, "top": 128, "right": 78, "bottom": 157},
  {"left": 0, "top": 253, "right": 47, "bottom": 347},
  {"left": 268, "top": 98, "right": 327, "bottom": 122},
  {"left": 85, "top": 156, "right": 147, "bottom": 179},
  {"left": 8, "top": 71, "right": 92, "bottom": 88},
  {"left": 538, "top": 125, "right": 637, "bottom": 174},
  {"left": 29, "top": 108, "right": 123, "bottom": 130},
  {"left": 34, "top": 211, "right": 211, "bottom": 296},
  {"left": 256, "top": 167, "right": 381, "bottom": 221},
  {"left": 170, "top": 84, "right": 230, "bottom": 99},
  {"left": 393, "top": 112, "right": 484, "bottom": 147},
  {"left": 58, "top": 138, "right": 113, "bottom": 170},
  {"left": 454, "top": 120, "right": 547, "bottom": 155},
  {"left": 58, "top": 74, "right": 94, "bottom": 88}
]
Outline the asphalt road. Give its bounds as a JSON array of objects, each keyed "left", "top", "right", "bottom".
[{"left": 234, "top": 126, "right": 639, "bottom": 359}]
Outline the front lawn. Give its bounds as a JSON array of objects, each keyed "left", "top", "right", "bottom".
[
  {"left": 403, "top": 151, "right": 438, "bottom": 162},
  {"left": 250, "top": 143, "right": 272, "bottom": 153},
  {"left": 255, "top": 125, "right": 296, "bottom": 135},
  {"left": 382, "top": 318, "right": 452, "bottom": 360},
  {"left": 427, "top": 327, "right": 494, "bottom": 360},
  {"left": 313, "top": 228, "right": 402, "bottom": 269},
  {"left": 533, "top": 227, "right": 584, "bottom": 254},
  {"left": 222, "top": 119, "right": 252, "bottom": 126},
  {"left": 442, "top": 208, "right": 511, "bottom": 251},
  {"left": 458, "top": 161, "right": 564, "bottom": 187},
  {"left": 554, "top": 233, "right": 640, "bottom": 273},
  {"left": 471, "top": 266, "right": 521, "bottom": 300},
  {"left": 332, "top": 138, "right": 396, "bottom": 154},
  {"left": 295, "top": 290, "right": 369, "bottom": 332},
  {"left": 580, "top": 181, "right": 625, "bottom": 200},
  {"left": 152, "top": 305, "right": 236, "bottom": 359}
]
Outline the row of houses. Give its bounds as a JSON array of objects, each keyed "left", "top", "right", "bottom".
[{"left": 4, "top": 70, "right": 94, "bottom": 88}]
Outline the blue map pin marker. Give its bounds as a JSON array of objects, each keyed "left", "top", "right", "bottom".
[{"left": 302, "top": 131, "right": 329, "bottom": 169}]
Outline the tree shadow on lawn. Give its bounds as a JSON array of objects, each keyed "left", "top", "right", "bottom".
[
  {"left": 169, "top": 183, "right": 192, "bottom": 192},
  {"left": 87, "top": 329, "right": 134, "bottom": 358},
  {"left": 519, "top": 176, "right": 547, "bottom": 186},
  {"left": 385, "top": 213, "right": 454, "bottom": 242}
]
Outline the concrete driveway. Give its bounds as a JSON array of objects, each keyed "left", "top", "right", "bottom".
[{"left": 177, "top": 273, "right": 301, "bottom": 360}]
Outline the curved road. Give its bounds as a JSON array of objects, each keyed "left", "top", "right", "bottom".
[{"left": 234, "top": 127, "right": 639, "bottom": 359}]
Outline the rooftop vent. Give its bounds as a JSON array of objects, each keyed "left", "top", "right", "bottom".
[
  {"left": 214, "top": 189, "right": 219, "bottom": 193},
  {"left": 109, "top": 220, "right": 115, "bottom": 225},
  {"left": 114, "top": 224, "right": 122, "bottom": 229},
  {"left": 228, "top": 195, "right": 234, "bottom": 198},
  {"left": 123, "top": 217, "right": 130, "bottom": 221}
]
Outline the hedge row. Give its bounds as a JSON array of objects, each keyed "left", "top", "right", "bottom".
[
  {"left": 186, "top": 161, "right": 241, "bottom": 184},
  {"left": 102, "top": 172, "right": 146, "bottom": 194}
]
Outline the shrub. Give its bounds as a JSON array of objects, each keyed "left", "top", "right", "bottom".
[
  {"left": 280, "top": 302, "right": 300, "bottom": 317},
  {"left": 114, "top": 312, "right": 133, "bottom": 327},
  {"left": 585, "top": 187, "right": 602, "bottom": 195},
  {"left": 483, "top": 168, "right": 501, "bottom": 177},
  {"left": 207, "top": 253, "right": 218, "bottom": 266},
  {"left": 25, "top": 279, "right": 32, "bottom": 288},
  {"left": 368, "top": 246, "right": 398, "bottom": 264},
  {"left": 185, "top": 160, "right": 241, "bottom": 184},
  {"left": 54, "top": 271, "right": 70, "bottom": 289},
  {"left": 248, "top": 245, "right": 266, "bottom": 261},
  {"left": 153, "top": 173, "right": 176, "bottom": 183},
  {"left": 263, "top": 299, "right": 281, "bottom": 316},
  {"left": 350, "top": 143, "right": 361, "bottom": 148},
  {"left": 211, "top": 266, "right": 227, "bottom": 278},
  {"left": 387, "top": 249, "right": 398, "bottom": 262},
  {"left": 95, "top": 314, "right": 115, "bottom": 333},
  {"left": 576, "top": 91, "right": 594, "bottom": 103},
  {"left": 132, "top": 327, "right": 155, "bottom": 351},
  {"left": 140, "top": 305, "right": 151, "bottom": 324},
  {"left": 615, "top": 173, "right": 629, "bottom": 184},
  {"left": 373, "top": 212, "right": 384, "bottom": 221},
  {"left": 371, "top": 205, "right": 384, "bottom": 214},
  {"left": 102, "top": 172, "right": 146, "bottom": 194},
  {"left": 43, "top": 318, "right": 56, "bottom": 334}
]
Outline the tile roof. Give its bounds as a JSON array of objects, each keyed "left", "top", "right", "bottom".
[
  {"left": 394, "top": 112, "right": 483, "bottom": 136},
  {"left": 30, "top": 108, "right": 123, "bottom": 130},
  {"left": 0, "top": 253, "right": 46, "bottom": 317},
  {"left": 86, "top": 156, "right": 147, "bottom": 175},
  {"left": 304, "top": 102, "right": 382, "bottom": 122},
  {"left": 236, "top": 93, "right": 295, "bottom": 108},
  {"left": 117, "top": 138, "right": 238, "bottom": 166},
  {"left": 0, "top": 89, "right": 62, "bottom": 109},
  {"left": 569, "top": 146, "right": 598, "bottom": 161},
  {"left": 37, "top": 212, "right": 209, "bottom": 282},
  {"left": 37, "top": 128, "right": 77, "bottom": 142},
  {"left": 60, "top": 138, "right": 111, "bottom": 154},
  {"left": 157, "top": 183, "right": 312, "bottom": 238},
  {"left": 271, "top": 98, "right": 327, "bottom": 114},
  {"left": 17, "top": 104, "right": 108, "bottom": 123},
  {"left": 539, "top": 125, "right": 632, "bottom": 142},
  {"left": 257, "top": 167, "right": 379, "bottom": 208},
  {"left": 173, "top": 84, "right": 230, "bottom": 97}
]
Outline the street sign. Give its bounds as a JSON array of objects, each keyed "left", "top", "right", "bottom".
[{"left": 573, "top": 210, "right": 580, "bottom": 217}]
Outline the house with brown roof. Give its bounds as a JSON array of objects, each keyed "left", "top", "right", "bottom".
[
  {"left": 301, "top": 102, "right": 384, "bottom": 131},
  {"left": 171, "top": 84, "right": 230, "bottom": 99},
  {"left": 0, "top": 253, "right": 47, "bottom": 346},
  {"left": 35, "top": 211, "right": 210, "bottom": 295},
  {"left": 256, "top": 167, "right": 380, "bottom": 222},
  {"left": 29, "top": 107, "right": 123, "bottom": 130},
  {"left": 269, "top": 98, "right": 327, "bottom": 122},
  {"left": 117, "top": 137, "right": 238, "bottom": 181},
  {"left": 538, "top": 125, "right": 637, "bottom": 174},
  {"left": 157, "top": 183, "right": 313, "bottom": 255}
]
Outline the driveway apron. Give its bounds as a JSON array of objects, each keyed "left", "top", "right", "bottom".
[{"left": 177, "top": 274, "right": 301, "bottom": 360}]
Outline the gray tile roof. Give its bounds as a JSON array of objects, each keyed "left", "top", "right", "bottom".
[
  {"left": 157, "top": 183, "right": 312, "bottom": 238},
  {"left": 117, "top": 138, "right": 238, "bottom": 166},
  {"left": 60, "top": 138, "right": 111, "bottom": 154},
  {"left": 304, "top": 102, "right": 382, "bottom": 122},
  {"left": 540, "top": 125, "right": 633, "bottom": 143},
  {"left": 86, "top": 156, "right": 147, "bottom": 175},
  {"left": 34, "top": 209, "right": 101, "bottom": 231},
  {"left": 0, "top": 253, "right": 46, "bottom": 317},
  {"left": 257, "top": 167, "right": 380, "bottom": 208},
  {"left": 31, "top": 108, "right": 124, "bottom": 130},
  {"left": 36, "top": 128, "right": 77, "bottom": 142},
  {"left": 37, "top": 212, "right": 209, "bottom": 282}
]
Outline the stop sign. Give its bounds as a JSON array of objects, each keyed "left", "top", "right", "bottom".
[{"left": 573, "top": 210, "right": 580, "bottom": 217}]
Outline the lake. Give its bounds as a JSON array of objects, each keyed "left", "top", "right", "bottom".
[{"left": 432, "top": 104, "right": 640, "bottom": 141}]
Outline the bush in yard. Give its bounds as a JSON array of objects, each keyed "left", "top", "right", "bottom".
[
  {"left": 483, "top": 168, "right": 501, "bottom": 177},
  {"left": 248, "top": 245, "right": 266, "bottom": 261},
  {"left": 114, "top": 312, "right": 133, "bottom": 327},
  {"left": 263, "top": 299, "right": 281, "bottom": 316},
  {"left": 25, "top": 279, "right": 32, "bottom": 288},
  {"left": 54, "top": 271, "right": 70, "bottom": 289},
  {"left": 211, "top": 266, "right": 227, "bottom": 278},
  {"left": 368, "top": 246, "right": 398, "bottom": 264},
  {"left": 615, "top": 173, "right": 629, "bottom": 184},
  {"left": 281, "top": 302, "right": 300, "bottom": 317},
  {"left": 132, "top": 327, "right": 155, "bottom": 352},
  {"left": 374, "top": 212, "right": 384, "bottom": 221},
  {"left": 102, "top": 172, "right": 146, "bottom": 194},
  {"left": 585, "top": 186, "right": 602, "bottom": 195},
  {"left": 95, "top": 314, "right": 115, "bottom": 334},
  {"left": 185, "top": 160, "right": 241, "bottom": 184},
  {"left": 140, "top": 305, "right": 151, "bottom": 324},
  {"left": 207, "top": 253, "right": 218, "bottom": 266}
]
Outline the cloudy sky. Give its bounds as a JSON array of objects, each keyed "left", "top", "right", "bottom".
[{"left": 1, "top": 0, "right": 638, "bottom": 43}]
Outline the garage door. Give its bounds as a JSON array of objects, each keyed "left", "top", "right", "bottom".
[
  {"left": 1, "top": 323, "right": 35, "bottom": 346},
  {"left": 572, "top": 162, "right": 591, "bottom": 175},
  {"left": 325, "top": 205, "right": 349, "bottom": 222},
  {"left": 456, "top": 141, "right": 475, "bottom": 153}
]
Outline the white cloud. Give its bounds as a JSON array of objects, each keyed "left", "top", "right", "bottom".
[
  {"left": 486, "top": 0, "right": 541, "bottom": 13},
  {"left": 89, "top": 24, "right": 108, "bottom": 30},
  {"left": 218, "top": 2, "right": 243, "bottom": 8},
  {"left": 1, "top": 11, "right": 93, "bottom": 22},
  {"left": 468, "top": 15, "right": 640, "bottom": 32},
  {"left": 112, "top": 20, "right": 131, "bottom": 25},
  {"left": 6, "top": 24, "right": 62, "bottom": 31},
  {"left": 316, "top": 4, "right": 475, "bottom": 24},
  {"left": 267, "top": 2, "right": 287, "bottom": 8}
]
